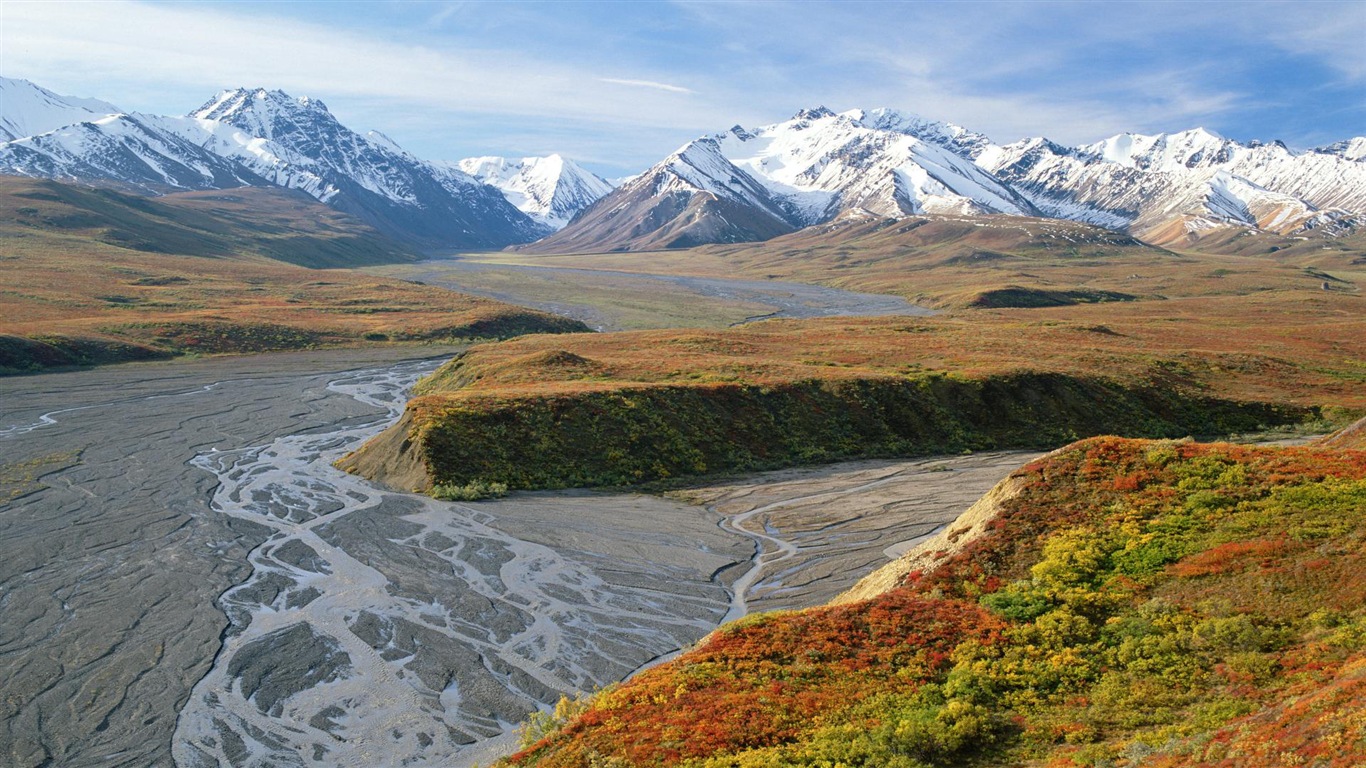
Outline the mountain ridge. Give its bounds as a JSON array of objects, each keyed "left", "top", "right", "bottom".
[
  {"left": 2, "top": 77, "right": 1362, "bottom": 254},
  {"left": 527, "top": 107, "right": 1365, "bottom": 253},
  {"left": 0, "top": 79, "right": 565, "bottom": 249}
]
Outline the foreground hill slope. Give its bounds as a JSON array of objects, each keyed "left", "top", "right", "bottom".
[
  {"left": 0, "top": 177, "right": 587, "bottom": 373},
  {"left": 507, "top": 436, "right": 1366, "bottom": 767}
]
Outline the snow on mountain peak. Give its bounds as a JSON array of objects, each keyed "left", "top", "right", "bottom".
[
  {"left": 850, "top": 107, "right": 994, "bottom": 159},
  {"left": 1080, "top": 127, "right": 1242, "bottom": 172},
  {"left": 457, "top": 153, "right": 613, "bottom": 229},
  {"left": 189, "top": 88, "right": 337, "bottom": 142},
  {"left": 0, "top": 77, "right": 122, "bottom": 141},
  {"left": 1315, "top": 137, "right": 1366, "bottom": 162},
  {"left": 364, "top": 130, "right": 407, "bottom": 155},
  {"left": 792, "top": 106, "right": 836, "bottom": 121}
]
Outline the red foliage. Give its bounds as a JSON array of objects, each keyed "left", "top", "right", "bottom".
[
  {"left": 1169, "top": 538, "right": 1292, "bottom": 578},
  {"left": 512, "top": 593, "right": 1004, "bottom": 765}
]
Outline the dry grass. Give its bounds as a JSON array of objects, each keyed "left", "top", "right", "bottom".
[
  {"left": 0, "top": 178, "right": 585, "bottom": 370},
  {"left": 482, "top": 212, "right": 1365, "bottom": 309},
  {"left": 413, "top": 291, "right": 1366, "bottom": 411}
]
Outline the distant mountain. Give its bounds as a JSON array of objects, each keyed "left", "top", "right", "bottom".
[
  {"left": 456, "top": 154, "right": 613, "bottom": 230},
  {"left": 526, "top": 107, "right": 1036, "bottom": 253},
  {"left": 979, "top": 128, "right": 1366, "bottom": 246},
  {"left": 0, "top": 79, "right": 551, "bottom": 249},
  {"left": 0, "top": 78, "right": 120, "bottom": 141},
  {"left": 4, "top": 78, "right": 1361, "bottom": 253},
  {"left": 1314, "top": 137, "right": 1366, "bottom": 163},
  {"left": 530, "top": 106, "right": 1365, "bottom": 253},
  {"left": 189, "top": 88, "right": 549, "bottom": 247}
]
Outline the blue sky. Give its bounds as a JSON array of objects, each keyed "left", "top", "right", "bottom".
[{"left": 2, "top": 0, "right": 1362, "bottom": 176}]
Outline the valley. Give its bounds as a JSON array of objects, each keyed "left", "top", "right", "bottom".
[
  {"left": 369, "top": 257, "right": 928, "bottom": 331},
  {"left": 2, "top": 63, "right": 1364, "bottom": 768},
  {"left": 1, "top": 349, "right": 1039, "bottom": 767}
]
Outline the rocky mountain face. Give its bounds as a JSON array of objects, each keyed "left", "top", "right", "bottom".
[
  {"left": 0, "top": 78, "right": 548, "bottom": 249},
  {"left": 528, "top": 107, "right": 1038, "bottom": 253},
  {"left": 3, "top": 77, "right": 1361, "bottom": 253},
  {"left": 532, "top": 108, "right": 1365, "bottom": 253},
  {"left": 456, "top": 154, "right": 613, "bottom": 230},
  {"left": 189, "top": 88, "right": 549, "bottom": 248},
  {"left": 980, "top": 128, "right": 1366, "bottom": 245},
  {"left": 0, "top": 78, "right": 120, "bottom": 141}
]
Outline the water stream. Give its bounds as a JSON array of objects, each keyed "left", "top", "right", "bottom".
[{"left": 171, "top": 362, "right": 751, "bottom": 767}]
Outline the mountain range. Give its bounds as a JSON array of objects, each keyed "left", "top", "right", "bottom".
[
  {"left": 1, "top": 77, "right": 1362, "bottom": 253},
  {"left": 528, "top": 107, "right": 1366, "bottom": 252},
  {"left": 0, "top": 78, "right": 611, "bottom": 249}
]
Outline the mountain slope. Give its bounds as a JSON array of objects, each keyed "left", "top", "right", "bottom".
[
  {"left": 0, "top": 113, "right": 277, "bottom": 193},
  {"left": 0, "top": 77, "right": 120, "bottom": 141},
  {"left": 0, "top": 175, "right": 414, "bottom": 267},
  {"left": 0, "top": 80, "right": 552, "bottom": 250},
  {"left": 189, "top": 88, "right": 549, "bottom": 248},
  {"left": 980, "top": 129, "right": 1366, "bottom": 246},
  {"left": 457, "top": 154, "right": 613, "bottom": 229},
  {"left": 524, "top": 107, "right": 1037, "bottom": 253}
]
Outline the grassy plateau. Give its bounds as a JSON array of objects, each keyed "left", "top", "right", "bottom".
[{"left": 482, "top": 212, "right": 1365, "bottom": 309}]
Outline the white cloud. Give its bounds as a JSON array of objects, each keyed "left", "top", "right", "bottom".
[
  {"left": 1, "top": 0, "right": 1357, "bottom": 171},
  {"left": 600, "top": 78, "right": 694, "bottom": 94},
  {"left": 0, "top": 1, "right": 716, "bottom": 129}
]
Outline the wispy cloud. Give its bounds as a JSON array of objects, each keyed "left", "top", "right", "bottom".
[
  {"left": 600, "top": 78, "right": 694, "bottom": 94},
  {"left": 1, "top": 0, "right": 1359, "bottom": 172}
]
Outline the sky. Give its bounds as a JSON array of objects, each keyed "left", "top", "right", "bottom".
[{"left": 1, "top": 0, "right": 1363, "bottom": 176}]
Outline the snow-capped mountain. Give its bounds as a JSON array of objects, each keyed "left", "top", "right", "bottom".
[
  {"left": 1314, "top": 138, "right": 1366, "bottom": 163},
  {"left": 0, "top": 79, "right": 549, "bottom": 249},
  {"left": 457, "top": 154, "right": 613, "bottom": 229},
  {"left": 0, "top": 78, "right": 120, "bottom": 141},
  {"left": 979, "top": 128, "right": 1366, "bottom": 243},
  {"left": 0, "top": 113, "right": 276, "bottom": 193},
  {"left": 3, "top": 77, "right": 1362, "bottom": 253},
  {"left": 529, "top": 107, "right": 1037, "bottom": 252},
  {"left": 183, "top": 88, "right": 548, "bottom": 247}
]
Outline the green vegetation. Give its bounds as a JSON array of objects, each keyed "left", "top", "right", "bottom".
[
  {"left": 411, "top": 373, "right": 1304, "bottom": 490},
  {"left": 505, "top": 437, "right": 1366, "bottom": 767},
  {"left": 430, "top": 479, "right": 509, "bottom": 501},
  {"left": 966, "top": 287, "right": 1137, "bottom": 309}
]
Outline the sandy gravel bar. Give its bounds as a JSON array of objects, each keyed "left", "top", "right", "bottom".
[{"left": 0, "top": 348, "right": 462, "bottom": 768}]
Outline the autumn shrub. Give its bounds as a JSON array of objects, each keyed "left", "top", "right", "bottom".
[{"left": 503, "top": 438, "right": 1366, "bottom": 767}]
